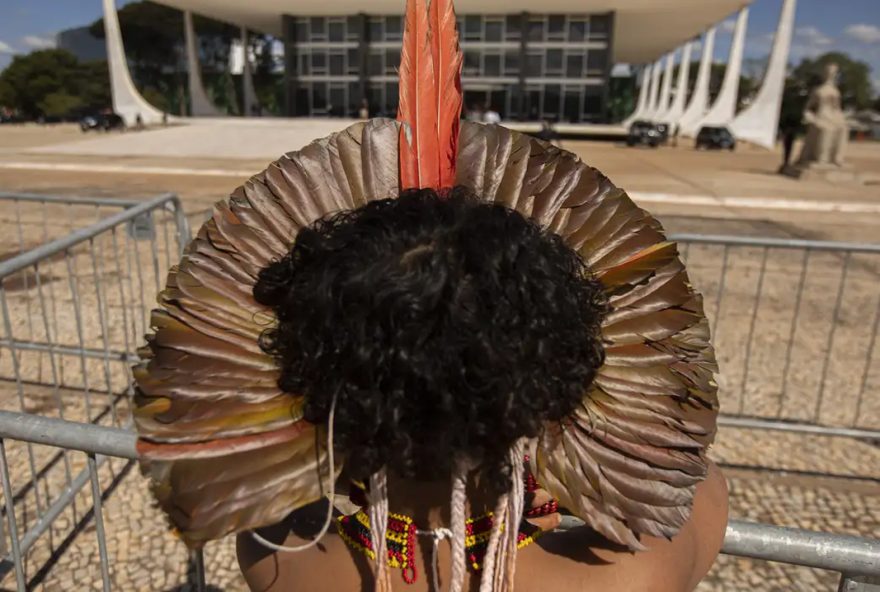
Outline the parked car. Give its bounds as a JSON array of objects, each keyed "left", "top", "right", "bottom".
[
  {"left": 80, "top": 112, "right": 125, "bottom": 132},
  {"left": 626, "top": 120, "right": 663, "bottom": 148},
  {"left": 695, "top": 126, "right": 736, "bottom": 150}
]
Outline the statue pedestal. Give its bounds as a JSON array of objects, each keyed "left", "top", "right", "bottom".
[{"left": 781, "top": 162, "right": 864, "bottom": 184}]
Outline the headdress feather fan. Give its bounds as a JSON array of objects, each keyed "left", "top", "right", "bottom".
[{"left": 133, "top": 0, "right": 717, "bottom": 563}]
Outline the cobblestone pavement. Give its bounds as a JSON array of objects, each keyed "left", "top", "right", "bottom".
[{"left": 1, "top": 127, "right": 879, "bottom": 590}]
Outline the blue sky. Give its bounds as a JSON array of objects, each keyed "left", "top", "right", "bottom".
[{"left": 1, "top": 0, "right": 879, "bottom": 90}]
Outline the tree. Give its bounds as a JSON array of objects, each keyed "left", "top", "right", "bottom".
[
  {"left": 0, "top": 49, "right": 111, "bottom": 119},
  {"left": 789, "top": 52, "right": 873, "bottom": 111}
]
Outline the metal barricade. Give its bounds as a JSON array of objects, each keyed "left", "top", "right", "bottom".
[
  {"left": 0, "top": 192, "right": 190, "bottom": 590},
  {"left": 0, "top": 410, "right": 876, "bottom": 590},
  {"left": 671, "top": 234, "right": 880, "bottom": 442}
]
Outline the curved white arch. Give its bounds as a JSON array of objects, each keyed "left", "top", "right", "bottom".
[{"left": 102, "top": 0, "right": 164, "bottom": 125}]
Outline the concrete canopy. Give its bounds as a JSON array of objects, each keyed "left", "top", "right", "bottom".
[{"left": 152, "top": 0, "right": 752, "bottom": 64}]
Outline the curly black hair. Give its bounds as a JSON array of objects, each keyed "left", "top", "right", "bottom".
[{"left": 254, "top": 187, "right": 608, "bottom": 493}]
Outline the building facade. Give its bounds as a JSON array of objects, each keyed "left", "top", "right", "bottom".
[{"left": 282, "top": 12, "right": 613, "bottom": 121}]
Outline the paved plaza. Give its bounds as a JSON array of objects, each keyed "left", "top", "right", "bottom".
[{"left": 0, "top": 120, "right": 878, "bottom": 591}]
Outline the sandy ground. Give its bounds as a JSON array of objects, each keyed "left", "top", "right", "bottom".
[{"left": 0, "top": 122, "right": 878, "bottom": 591}]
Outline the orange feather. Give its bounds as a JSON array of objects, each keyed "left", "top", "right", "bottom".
[{"left": 398, "top": 0, "right": 462, "bottom": 190}]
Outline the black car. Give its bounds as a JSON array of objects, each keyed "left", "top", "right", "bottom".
[
  {"left": 80, "top": 112, "right": 125, "bottom": 132},
  {"left": 626, "top": 120, "right": 663, "bottom": 148},
  {"left": 695, "top": 126, "right": 736, "bottom": 150}
]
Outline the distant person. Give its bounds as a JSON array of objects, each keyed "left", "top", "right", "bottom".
[
  {"left": 483, "top": 106, "right": 501, "bottom": 125},
  {"left": 465, "top": 103, "right": 484, "bottom": 122},
  {"left": 162, "top": 112, "right": 168, "bottom": 126},
  {"left": 672, "top": 124, "right": 680, "bottom": 148},
  {"left": 537, "top": 119, "right": 560, "bottom": 147},
  {"left": 358, "top": 99, "right": 370, "bottom": 120},
  {"left": 778, "top": 110, "right": 802, "bottom": 173},
  {"left": 135, "top": 113, "right": 144, "bottom": 131}
]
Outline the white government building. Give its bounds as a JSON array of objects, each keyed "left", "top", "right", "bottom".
[{"left": 100, "top": 0, "right": 797, "bottom": 149}]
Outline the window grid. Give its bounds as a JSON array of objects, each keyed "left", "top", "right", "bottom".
[{"left": 290, "top": 13, "right": 609, "bottom": 121}]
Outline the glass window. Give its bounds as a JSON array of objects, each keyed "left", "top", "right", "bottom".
[
  {"left": 294, "top": 20, "right": 308, "bottom": 43},
  {"left": 590, "top": 15, "right": 609, "bottom": 39},
  {"left": 484, "top": 53, "right": 501, "bottom": 77},
  {"left": 564, "top": 89, "right": 580, "bottom": 122},
  {"left": 543, "top": 84, "right": 561, "bottom": 117},
  {"left": 386, "top": 16, "right": 403, "bottom": 40},
  {"left": 385, "top": 82, "right": 399, "bottom": 112},
  {"left": 385, "top": 48, "right": 400, "bottom": 74},
  {"left": 527, "top": 19, "right": 544, "bottom": 42},
  {"left": 329, "top": 20, "right": 345, "bottom": 42},
  {"left": 584, "top": 87, "right": 602, "bottom": 116},
  {"left": 310, "top": 17, "right": 326, "bottom": 41},
  {"left": 329, "top": 86, "right": 346, "bottom": 116},
  {"left": 347, "top": 48, "right": 360, "bottom": 75},
  {"left": 565, "top": 53, "right": 583, "bottom": 78},
  {"left": 349, "top": 81, "right": 362, "bottom": 110},
  {"left": 548, "top": 16, "right": 565, "bottom": 40},
  {"left": 369, "top": 18, "right": 383, "bottom": 42},
  {"left": 465, "top": 16, "right": 482, "bottom": 41},
  {"left": 295, "top": 86, "right": 310, "bottom": 116},
  {"left": 346, "top": 16, "right": 360, "bottom": 40},
  {"left": 299, "top": 52, "right": 310, "bottom": 75},
  {"left": 568, "top": 19, "right": 586, "bottom": 42},
  {"left": 485, "top": 19, "right": 503, "bottom": 42},
  {"left": 369, "top": 51, "right": 383, "bottom": 76},
  {"left": 312, "top": 82, "right": 327, "bottom": 111},
  {"left": 587, "top": 49, "right": 607, "bottom": 74},
  {"left": 505, "top": 14, "right": 521, "bottom": 40},
  {"left": 330, "top": 52, "right": 345, "bottom": 75},
  {"left": 311, "top": 51, "right": 327, "bottom": 72},
  {"left": 504, "top": 50, "right": 520, "bottom": 76},
  {"left": 525, "top": 52, "right": 542, "bottom": 77},
  {"left": 464, "top": 50, "right": 480, "bottom": 76},
  {"left": 546, "top": 49, "right": 563, "bottom": 74}
]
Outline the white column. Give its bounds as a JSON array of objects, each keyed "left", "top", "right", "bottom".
[
  {"left": 695, "top": 7, "right": 749, "bottom": 128},
  {"left": 184, "top": 10, "right": 223, "bottom": 117},
  {"left": 678, "top": 27, "right": 716, "bottom": 136},
  {"left": 241, "top": 27, "right": 258, "bottom": 117},
  {"left": 644, "top": 60, "right": 663, "bottom": 119},
  {"left": 654, "top": 53, "right": 675, "bottom": 122},
  {"left": 101, "top": 0, "right": 163, "bottom": 125},
  {"left": 665, "top": 41, "right": 693, "bottom": 127},
  {"left": 731, "top": 0, "right": 797, "bottom": 149},
  {"left": 622, "top": 65, "right": 651, "bottom": 126}
]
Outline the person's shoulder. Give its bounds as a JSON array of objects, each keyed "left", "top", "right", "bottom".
[{"left": 524, "top": 461, "right": 728, "bottom": 592}]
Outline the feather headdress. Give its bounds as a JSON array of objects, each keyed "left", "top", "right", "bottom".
[{"left": 133, "top": 0, "right": 718, "bottom": 576}]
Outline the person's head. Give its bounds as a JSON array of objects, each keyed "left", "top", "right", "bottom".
[{"left": 254, "top": 187, "right": 608, "bottom": 494}]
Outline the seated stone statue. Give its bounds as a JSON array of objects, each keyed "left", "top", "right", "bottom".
[{"left": 796, "top": 63, "right": 848, "bottom": 167}]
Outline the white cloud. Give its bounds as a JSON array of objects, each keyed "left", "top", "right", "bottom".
[
  {"left": 845, "top": 24, "right": 880, "bottom": 44},
  {"left": 22, "top": 35, "right": 55, "bottom": 50},
  {"left": 720, "top": 19, "right": 737, "bottom": 33},
  {"left": 794, "top": 26, "right": 833, "bottom": 47},
  {"left": 0, "top": 40, "right": 14, "bottom": 54}
]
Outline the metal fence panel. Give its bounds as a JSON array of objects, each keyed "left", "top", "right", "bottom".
[
  {"left": 0, "top": 193, "right": 190, "bottom": 590},
  {"left": 671, "top": 234, "right": 880, "bottom": 439}
]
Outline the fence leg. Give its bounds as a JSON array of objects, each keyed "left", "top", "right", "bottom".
[
  {"left": 88, "top": 454, "right": 112, "bottom": 592},
  {"left": 192, "top": 548, "right": 207, "bottom": 592},
  {"left": 0, "top": 439, "right": 27, "bottom": 591}
]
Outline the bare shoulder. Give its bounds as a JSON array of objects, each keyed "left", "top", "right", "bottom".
[{"left": 520, "top": 461, "right": 728, "bottom": 592}]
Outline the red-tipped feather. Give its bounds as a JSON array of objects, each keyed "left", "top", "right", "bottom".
[
  {"left": 398, "top": 0, "right": 462, "bottom": 190},
  {"left": 431, "top": 0, "right": 463, "bottom": 188}
]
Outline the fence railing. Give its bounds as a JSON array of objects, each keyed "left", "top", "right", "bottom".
[
  {"left": 0, "top": 410, "right": 878, "bottom": 590},
  {"left": 0, "top": 191, "right": 876, "bottom": 589},
  {"left": 0, "top": 192, "right": 190, "bottom": 590},
  {"left": 670, "top": 233, "right": 880, "bottom": 441}
]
